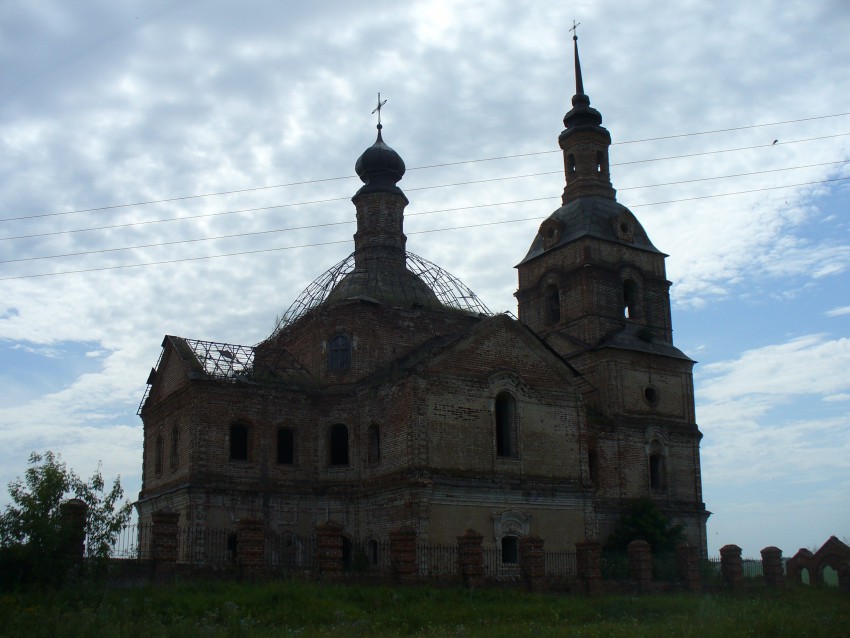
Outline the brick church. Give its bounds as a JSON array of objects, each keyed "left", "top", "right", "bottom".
[{"left": 137, "top": 37, "right": 709, "bottom": 559}]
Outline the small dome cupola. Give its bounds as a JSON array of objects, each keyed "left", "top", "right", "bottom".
[
  {"left": 558, "top": 29, "right": 616, "bottom": 204},
  {"left": 354, "top": 96, "right": 407, "bottom": 200}
]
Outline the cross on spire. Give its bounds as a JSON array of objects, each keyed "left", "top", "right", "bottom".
[
  {"left": 570, "top": 20, "right": 580, "bottom": 41},
  {"left": 372, "top": 92, "right": 387, "bottom": 129}
]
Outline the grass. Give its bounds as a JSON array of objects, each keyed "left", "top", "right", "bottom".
[{"left": 0, "top": 580, "right": 847, "bottom": 637}]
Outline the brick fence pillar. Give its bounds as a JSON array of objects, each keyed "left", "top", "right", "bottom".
[
  {"left": 720, "top": 544, "right": 743, "bottom": 591},
  {"left": 236, "top": 518, "right": 266, "bottom": 576},
  {"left": 389, "top": 526, "right": 417, "bottom": 583},
  {"left": 59, "top": 498, "right": 88, "bottom": 567},
  {"left": 315, "top": 521, "right": 344, "bottom": 578},
  {"left": 676, "top": 542, "right": 702, "bottom": 592},
  {"left": 760, "top": 546, "right": 784, "bottom": 588},
  {"left": 457, "top": 529, "right": 485, "bottom": 589},
  {"left": 575, "top": 541, "right": 602, "bottom": 595},
  {"left": 628, "top": 539, "right": 653, "bottom": 592},
  {"left": 151, "top": 511, "right": 180, "bottom": 580},
  {"left": 520, "top": 535, "right": 545, "bottom": 592}
]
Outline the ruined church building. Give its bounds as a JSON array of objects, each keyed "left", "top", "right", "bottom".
[{"left": 137, "top": 36, "right": 710, "bottom": 561}]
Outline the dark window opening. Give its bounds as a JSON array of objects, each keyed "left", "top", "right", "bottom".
[
  {"left": 644, "top": 386, "right": 659, "bottom": 406},
  {"left": 623, "top": 279, "right": 640, "bottom": 319},
  {"left": 367, "top": 423, "right": 380, "bottom": 464},
  {"left": 588, "top": 449, "right": 599, "bottom": 486},
  {"left": 154, "top": 435, "right": 163, "bottom": 475},
  {"left": 329, "top": 424, "right": 349, "bottom": 466},
  {"left": 328, "top": 334, "right": 351, "bottom": 371},
  {"left": 544, "top": 284, "right": 560, "bottom": 325},
  {"left": 342, "top": 537, "right": 354, "bottom": 570},
  {"left": 366, "top": 539, "right": 379, "bottom": 567},
  {"left": 649, "top": 453, "right": 666, "bottom": 490},
  {"left": 230, "top": 423, "right": 248, "bottom": 461},
  {"left": 170, "top": 426, "right": 179, "bottom": 470},
  {"left": 277, "top": 428, "right": 294, "bottom": 465},
  {"left": 596, "top": 150, "right": 605, "bottom": 174},
  {"left": 501, "top": 536, "right": 519, "bottom": 564},
  {"left": 567, "top": 153, "right": 576, "bottom": 174},
  {"left": 495, "top": 392, "right": 517, "bottom": 458}
]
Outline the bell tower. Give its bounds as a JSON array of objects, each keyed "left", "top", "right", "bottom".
[{"left": 515, "top": 32, "right": 709, "bottom": 554}]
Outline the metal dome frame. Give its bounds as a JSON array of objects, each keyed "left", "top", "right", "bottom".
[{"left": 271, "top": 251, "right": 491, "bottom": 336}]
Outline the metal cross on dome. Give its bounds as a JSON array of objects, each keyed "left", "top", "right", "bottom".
[
  {"left": 372, "top": 92, "right": 387, "bottom": 128},
  {"left": 570, "top": 20, "right": 581, "bottom": 40}
]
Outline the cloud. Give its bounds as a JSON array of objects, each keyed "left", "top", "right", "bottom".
[{"left": 826, "top": 305, "right": 850, "bottom": 317}]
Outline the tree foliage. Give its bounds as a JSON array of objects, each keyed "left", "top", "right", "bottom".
[
  {"left": 0, "top": 451, "right": 132, "bottom": 587},
  {"left": 604, "top": 498, "right": 685, "bottom": 553}
]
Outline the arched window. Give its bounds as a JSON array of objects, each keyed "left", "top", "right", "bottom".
[
  {"left": 495, "top": 392, "right": 518, "bottom": 458},
  {"left": 623, "top": 279, "right": 640, "bottom": 319},
  {"left": 277, "top": 427, "right": 294, "bottom": 465},
  {"left": 329, "top": 424, "right": 349, "bottom": 466},
  {"left": 596, "top": 150, "right": 606, "bottom": 174},
  {"left": 367, "top": 423, "right": 380, "bottom": 464},
  {"left": 567, "top": 153, "right": 577, "bottom": 174},
  {"left": 366, "top": 539, "right": 379, "bottom": 567},
  {"left": 170, "top": 426, "right": 179, "bottom": 470},
  {"left": 328, "top": 334, "right": 351, "bottom": 371},
  {"left": 544, "top": 284, "right": 560, "bottom": 325},
  {"left": 588, "top": 448, "right": 599, "bottom": 486},
  {"left": 649, "top": 442, "right": 666, "bottom": 491},
  {"left": 154, "top": 434, "right": 163, "bottom": 475},
  {"left": 230, "top": 423, "right": 249, "bottom": 461},
  {"left": 501, "top": 536, "right": 519, "bottom": 564}
]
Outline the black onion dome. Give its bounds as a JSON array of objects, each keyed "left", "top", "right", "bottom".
[{"left": 354, "top": 125, "right": 407, "bottom": 198}]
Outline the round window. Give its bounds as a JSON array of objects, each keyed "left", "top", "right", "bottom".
[{"left": 644, "top": 386, "right": 659, "bottom": 406}]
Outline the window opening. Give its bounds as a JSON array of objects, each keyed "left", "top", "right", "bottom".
[
  {"left": 649, "top": 452, "right": 665, "bottom": 490},
  {"left": 596, "top": 150, "right": 605, "bottom": 174},
  {"left": 544, "top": 284, "right": 560, "bottom": 324},
  {"left": 501, "top": 536, "right": 519, "bottom": 564},
  {"left": 154, "top": 434, "right": 163, "bottom": 475},
  {"left": 329, "top": 424, "right": 349, "bottom": 466},
  {"left": 230, "top": 423, "right": 248, "bottom": 461},
  {"left": 328, "top": 334, "right": 351, "bottom": 371},
  {"left": 644, "top": 386, "right": 659, "bottom": 406},
  {"left": 277, "top": 428, "right": 294, "bottom": 465},
  {"left": 567, "top": 153, "right": 576, "bottom": 174},
  {"left": 623, "top": 279, "right": 640, "bottom": 319},
  {"left": 366, "top": 539, "right": 379, "bottom": 567},
  {"left": 170, "top": 426, "right": 179, "bottom": 470},
  {"left": 342, "top": 537, "right": 354, "bottom": 570},
  {"left": 588, "top": 449, "right": 599, "bottom": 486},
  {"left": 367, "top": 423, "right": 380, "bottom": 464},
  {"left": 495, "top": 392, "right": 517, "bottom": 458}
]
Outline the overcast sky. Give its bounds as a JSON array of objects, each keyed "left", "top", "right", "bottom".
[{"left": 1, "top": 0, "right": 848, "bottom": 557}]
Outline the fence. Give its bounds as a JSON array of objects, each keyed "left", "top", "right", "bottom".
[{"left": 99, "top": 519, "right": 848, "bottom": 591}]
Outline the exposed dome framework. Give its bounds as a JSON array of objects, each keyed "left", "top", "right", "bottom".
[{"left": 272, "top": 251, "right": 491, "bottom": 336}]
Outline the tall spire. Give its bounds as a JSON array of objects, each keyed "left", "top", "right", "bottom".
[
  {"left": 571, "top": 21, "right": 585, "bottom": 97},
  {"left": 558, "top": 27, "right": 616, "bottom": 203}
]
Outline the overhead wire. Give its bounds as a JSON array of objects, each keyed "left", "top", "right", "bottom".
[
  {"left": 2, "top": 112, "right": 849, "bottom": 223},
  {"left": 3, "top": 174, "right": 849, "bottom": 280},
  {"left": 2, "top": 160, "right": 847, "bottom": 264}
]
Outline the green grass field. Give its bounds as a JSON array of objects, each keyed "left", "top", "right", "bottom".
[{"left": 1, "top": 580, "right": 847, "bottom": 637}]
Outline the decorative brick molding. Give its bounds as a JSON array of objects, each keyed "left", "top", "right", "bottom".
[
  {"left": 760, "top": 546, "right": 784, "bottom": 588},
  {"left": 236, "top": 518, "right": 266, "bottom": 575},
  {"left": 628, "top": 539, "right": 653, "bottom": 592},
  {"left": 315, "top": 521, "right": 344, "bottom": 577},
  {"left": 720, "top": 544, "right": 743, "bottom": 591},
  {"left": 675, "top": 542, "right": 702, "bottom": 592},
  {"left": 457, "top": 529, "right": 484, "bottom": 588},
  {"left": 575, "top": 541, "right": 601, "bottom": 595},
  {"left": 786, "top": 536, "right": 850, "bottom": 590},
  {"left": 389, "top": 526, "right": 417, "bottom": 582},
  {"left": 520, "top": 535, "right": 545, "bottom": 592},
  {"left": 59, "top": 498, "right": 88, "bottom": 566}
]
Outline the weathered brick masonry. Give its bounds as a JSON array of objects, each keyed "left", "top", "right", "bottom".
[{"left": 136, "top": 37, "right": 708, "bottom": 566}]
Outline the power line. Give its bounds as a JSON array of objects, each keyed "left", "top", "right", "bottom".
[
  {"left": 3, "top": 137, "right": 846, "bottom": 242},
  {"left": 3, "top": 175, "right": 849, "bottom": 280},
  {"left": 3, "top": 160, "right": 845, "bottom": 264},
  {"left": 2, "top": 113, "right": 848, "bottom": 223}
]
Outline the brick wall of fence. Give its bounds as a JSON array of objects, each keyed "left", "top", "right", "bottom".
[{"left": 94, "top": 513, "right": 850, "bottom": 592}]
